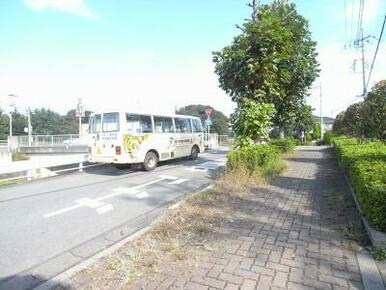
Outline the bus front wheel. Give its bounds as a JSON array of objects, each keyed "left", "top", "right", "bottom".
[{"left": 142, "top": 151, "right": 158, "bottom": 171}]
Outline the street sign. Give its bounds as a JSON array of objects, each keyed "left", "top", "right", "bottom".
[
  {"left": 76, "top": 111, "right": 85, "bottom": 117},
  {"left": 205, "top": 108, "right": 212, "bottom": 117},
  {"left": 205, "top": 118, "right": 212, "bottom": 126}
]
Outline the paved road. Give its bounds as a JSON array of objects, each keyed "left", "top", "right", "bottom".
[{"left": 0, "top": 149, "right": 227, "bottom": 290}]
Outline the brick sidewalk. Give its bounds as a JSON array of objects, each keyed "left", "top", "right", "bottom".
[{"left": 130, "top": 146, "right": 366, "bottom": 290}]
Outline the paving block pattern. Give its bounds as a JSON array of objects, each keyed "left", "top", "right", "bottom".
[{"left": 128, "top": 147, "right": 366, "bottom": 290}]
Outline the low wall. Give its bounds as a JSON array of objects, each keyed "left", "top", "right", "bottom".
[{"left": 18, "top": 145, "right": 88, "bottom": 154}]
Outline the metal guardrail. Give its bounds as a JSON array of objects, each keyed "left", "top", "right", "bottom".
[
  {"left": 0, "top": 140, "right": 8, "bottom": 148},
  {"left": 17, "top": 134, "right": 82, "bottom": 146}
]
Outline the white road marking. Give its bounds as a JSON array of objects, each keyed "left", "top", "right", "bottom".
[
  {"left": 43, "top": 175, "right": 177, "bottom": 218},
  {"left": 159, "top": 175, "right": 178, "bottom": 180},
  {"left": 75, "top": 198, "right": 105, "bottom": 209},
  {"left": 44, "top": 205, "right": 82, "bottom": 218},
  {"left": 185, "top": 160, "right": 226, "bottom": 173},
  {"left": 96, "top": 204, "right": 114, "bottom": 215},
  {"left": 135, "top": 191, "right": 150, "bottom": 199},
  {"left": 168, "top": 178, "right": 189, "bottom": 185}
]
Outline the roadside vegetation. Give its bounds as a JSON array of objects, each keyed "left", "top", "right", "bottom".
[
  {"left": 333, "top": 136, "right": 386, "bottom": 232},
  {"left": 12, "top": 152, "right": 29, "bottom": 161},
  {"left": 328, "top": 80, "right": 386, "bottom": 233},
  {"left": 0, "top": 180, "right": 16, "bottom": 187},
  {"left": 76, "top": 137, "right": 295, "bottom": 288}
]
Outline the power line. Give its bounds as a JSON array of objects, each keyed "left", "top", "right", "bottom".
[
  {"left": 356, "top": 0, "right": 364, "bottom": 41},
  {"left": 333, "top": 97, "right": 361, "bottom": 115},
  {"left": 349, "top": 0, "right": 356, "bottom": 45},
  {"left": 365, "top": 14, "right": 386, "bottom": 92},
  {"left": 344, "top": 0, "right": 348, "bottom": 43}
]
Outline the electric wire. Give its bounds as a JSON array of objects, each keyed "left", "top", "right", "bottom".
[{"left": 365, "top": 15, "right": 386, "bottom": 92}]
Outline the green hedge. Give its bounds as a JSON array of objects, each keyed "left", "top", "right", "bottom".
[
  {"left": 269, "top": 138, "right": 297, "bottom": 153},
  {"left": 334, "top": 137, "right": 386, "bottom": 232},
  {"left": 227, "top": 144, "right": 281, "bottom": 176}
]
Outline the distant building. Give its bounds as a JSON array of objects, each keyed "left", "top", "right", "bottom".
[{"left": 314, "top": 116, "right": 335, "bottom": 132}]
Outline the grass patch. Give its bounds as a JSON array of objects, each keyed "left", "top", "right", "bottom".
[
  {"left": 12, "top": 152, "right": 29, "bottom": 161},
  {"left": 367, "top": 246, "right": 386, "bottom": 261},
  {"left": 0, "top": 180, "right": 16, "bottom": 187}
]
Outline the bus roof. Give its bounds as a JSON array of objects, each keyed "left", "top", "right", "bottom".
[{"left": 90, "top": 111, "right": 201, "bottom": 119}]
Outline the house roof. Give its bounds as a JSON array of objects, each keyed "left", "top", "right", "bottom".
[{"left": 314, "top": 116, "right": 335, "bottom": 124}]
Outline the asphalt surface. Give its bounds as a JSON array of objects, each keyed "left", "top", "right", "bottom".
[{"left": 0, "top": 149, "right": 227, "bottom": 290}]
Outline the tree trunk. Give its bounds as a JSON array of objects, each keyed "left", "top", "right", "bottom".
[{"left": 279, "top": 129, "right": 285, "bottom": 139}]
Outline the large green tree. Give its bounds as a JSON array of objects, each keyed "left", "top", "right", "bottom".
[
  {"left": 31, "top": 108, "right": 62, "bottom": 135},
  {"left": 213, "top": 0, "right": 319, "bottom": 138},
  {"left": 361, "top": 80, "right": 386, "bottom": 140},
  {"left": 176, "top": 105, "right": 230, "bottom": 135},
  {"left": 0, "top": 109, "right": 27, "bottom": 139},
  {"left": 342, "top": 102, "right": 365, "bottom": 138},
  {"left": 232, "top": 99, "right": 275, "bottom": 146},
  {"left": 293, "top": 104, "right": 315, "bottom": 136},
  {"left": 332, "top": 111, "right": 346, "bottom": 135}
]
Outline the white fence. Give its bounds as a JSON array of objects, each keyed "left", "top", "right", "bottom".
[
  {"left": 0, "top": 140, "right": 11, "bottom": 164},
  {"left": 15, "top": 134, "right": 83, "bottom": 147}
]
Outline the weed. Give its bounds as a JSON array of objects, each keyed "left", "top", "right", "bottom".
[{"left": 367, "top": 246, "right": 386, "bottom": 261}]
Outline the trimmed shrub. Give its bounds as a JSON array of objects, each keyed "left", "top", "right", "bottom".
[
  {"left": 227, "top": 144, "right": 282, "bottom": 176},
  {"left": 270, "top": 138, "right": 297, "bottom": 153},
  {"left": 322, "top": 131, "right": 333, "bottom": 145},
  {"left": 333, "top": 136, "right": 386, "bottom": 231}
]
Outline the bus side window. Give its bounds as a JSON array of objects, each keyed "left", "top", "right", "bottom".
[
  {"left": 154, "top": 116, "right": 174, "bottom": 133},
  {"left": 94, "top": 114, "right": 101, "bottom": 133},
  {"left": 175, "top": 118, "right": 192, "bottom": 133},
  {"left": 89, "top": 116, "right": 94, "bottom": 133},
  {"left": 192, "top": 119, "right": 203, "bottom": 133},
  {"left": 126, "top": 114, "right": 141, "bottom": 133},
  {"left": 140, "top": 115, "right": 153, "bottom": 133},
  {"left": 126, "top": 114, "right": 153, "bottom": 133}
]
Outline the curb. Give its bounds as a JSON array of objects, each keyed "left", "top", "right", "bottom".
[
  {"left": 32, "top": 183, "right": 215, "bottom": 290},
  {"left": 357, "top": 249, "right": 386, "bottom": 290},
  {"left": 32, "top": 225, "right": 152, "bottom": 290},
  {"left": 0, "top": 162, "right": 102, "bottom": 184},
  {"left": 342, "top": 172, "right": 386, "bottom": 250}
]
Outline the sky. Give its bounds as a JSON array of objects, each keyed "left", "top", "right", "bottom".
[{"left": 0, "top": 0, "right": 385, "bottom": 118}]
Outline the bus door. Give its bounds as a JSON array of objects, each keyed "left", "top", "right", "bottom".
[
  {"left": 89, "top": 113, "right": 102, "bottom": 155},
  {"left": 99, "top": 112, "right": 120, "bottom": 157},
  {"left": 174, "top": 117, "right": 193, "bottom": 158},
  {"left": 153, "top": 116, "right": 175, "bottom": 160},
  {"left": 191, "top": 118, "right": 205, "bottom": 152},
  {"left": 124, "top": 114, "right": 153, "bottom": 160}
]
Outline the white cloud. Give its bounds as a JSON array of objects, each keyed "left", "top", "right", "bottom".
[
  {"left": 0, "top": 54, "right": 235, "bottom": 117},
  {"left": 24, "top": 0, "right": 97, "bottom": 18},
  {"left": 307, "top": 41, "right": 386, "bottom": 118}
]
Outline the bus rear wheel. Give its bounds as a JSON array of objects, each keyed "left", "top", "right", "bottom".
[
  {"left": 142, "top": 151, "right": 158, "bottom": 171},
  {"left": 190, "top": 145, "right": 199, "bottom": 160}
]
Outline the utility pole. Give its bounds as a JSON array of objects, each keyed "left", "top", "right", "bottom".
[
  {"left": 360, "top": 28, "right": 366, "bottom": 97},
  {"left": 27, "top": 107, "right": 32, "bottom": 146},
  {"left": 354, "top": 30, "right": 371, "bottom": 98},
  {"left": 319, "top": 84, "right": 323, "bottom": 140},
  {"left": 77, "top": 98, "right": 83, "bottom": 137},
  {"left": 8, "top": 94, "right": 19, "bottom": 137}
]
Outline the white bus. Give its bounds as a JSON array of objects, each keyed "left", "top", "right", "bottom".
[{"left": 88, "top": 112, "right": 205, "bottom": 171}]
